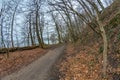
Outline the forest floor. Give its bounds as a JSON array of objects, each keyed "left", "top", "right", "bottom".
[
  {"left": 51, "top": 43, "right": 120, "bottom": 80},
  {"left": 0, "top": 43, "right": 120, "bottom": 80},
  {"left": 0, "top": 45, "right": 65, "bottom": 80},
  {"left": 0, "top": 47, "right": 46, "bottom": 78}
]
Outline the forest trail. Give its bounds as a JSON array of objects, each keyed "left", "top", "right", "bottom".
[{"left": 1, "top": 45, "right": 65, "bottom": 80}]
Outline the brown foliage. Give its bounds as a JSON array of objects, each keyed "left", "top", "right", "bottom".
[
  {"left": 56, "top": 43, "right": 120, "bottom": 80},
  {"left": 0, "top": 48, "right": 46, "bottom": 77}
]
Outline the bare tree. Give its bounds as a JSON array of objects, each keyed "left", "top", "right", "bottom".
[
  {"left": 51, "top": 12, "right": 62, "bottom": 43},
  {"left": 48, "top": 0, "right": 112, "bottom": 77},
  {"left": 28, "top": 14, "right": 35, "bottom": 46},
  {"left": 0, "top": 3, "right": 6, "bottom": 48},
  {"left": 7, "top": 0, "right": 21, "bottom": 48}
]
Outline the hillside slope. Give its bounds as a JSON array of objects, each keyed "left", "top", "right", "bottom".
[{"left": 51, "top": 1, "right": 120, "bottom": 80}]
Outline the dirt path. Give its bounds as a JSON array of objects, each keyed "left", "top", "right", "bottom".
[{"left": 1, "top": 46, "right": 65, "bottom": 80}]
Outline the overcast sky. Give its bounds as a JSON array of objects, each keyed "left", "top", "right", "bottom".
[{"left": 0, "top": 0, "right": 2, "bottom": 7}]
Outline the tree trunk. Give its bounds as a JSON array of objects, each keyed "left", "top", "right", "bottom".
[
  {"left": 98, "top": 20, "right": 108, "bottom": 77},
  {"left": 39, "top": 15, "right": 44, "bottom": 46},
  {"left": 1, "top": 18, "right": 6, "bottom": 48},
  {"left": 11, "top": 5, "right": 18, "bottom": 48},
  {"left": 36, "top": 10, "right": 43, "bottom": 48},
  {"left": 56, "top": 25, "right": 61, "bottom": 44},
  {"left": 29, "top": 15, "right": 34, "bottom": 46},
  {"left": 27, "top": 32, "right": 30, "bottom": 46},
  {"left": 101, "top": 27, "right": 108, "bottom": 77},
  {"left": 47, "top": 26, "right": 50, "bottom": 44}
]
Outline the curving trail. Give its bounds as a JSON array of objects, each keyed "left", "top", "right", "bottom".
[{"left": 1, "top": 46, "right": 65, "bottom": 80}]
